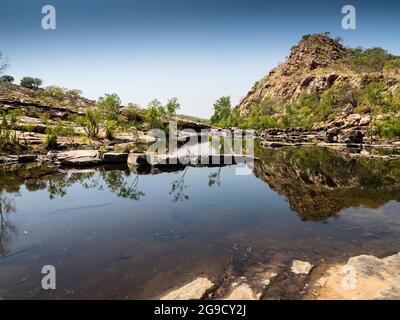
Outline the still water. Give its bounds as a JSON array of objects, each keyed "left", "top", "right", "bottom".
[{"left": 0, "top": 146, "right": 400, "bottom": 299}]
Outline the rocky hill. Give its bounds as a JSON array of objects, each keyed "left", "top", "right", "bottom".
[{"left": 238, "top": 34, "right": 400, "bottom": 138}]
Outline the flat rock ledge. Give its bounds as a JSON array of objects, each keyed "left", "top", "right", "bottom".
[
  {"left": 160, "top": 278, "right": 214, "bottom": 300},
  {"left": 308, "top": 252, "right": 400, "bottom": 300},
  {"left": 47, "top": 150, "right": 103, "bottom": 167}
]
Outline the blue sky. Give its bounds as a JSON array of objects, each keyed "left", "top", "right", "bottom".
[{"left": 1, "top": 0, "right": 399, "bottom": 118}]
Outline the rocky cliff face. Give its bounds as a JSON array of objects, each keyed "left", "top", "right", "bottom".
[{"left": 239, "top": 34, "right": 351, "bottom": 116}]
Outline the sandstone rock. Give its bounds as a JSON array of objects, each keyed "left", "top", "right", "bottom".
[
  {"left": 102, "top": 152, "right": 129, "bottom": 164},
  {"left": 310, "top": 252, "right": 400, "bottom": 300},
  {"left": 224, "top": 283, "right": 260, "bottom": 300},
  {"left": 160, "top": 278, "right": 214, "bottom": 300},
  {"left": 47, "top": 150, "right": 102, "bottom": 167},
  {"left": 339, "top": 129, "right": 364, "bottom": 144},
  {"left": 291, "top": 260, "right": 313, "bottom": 275},
  {"left": 359, "top": 114, "right": 371, "bottom": 126}
]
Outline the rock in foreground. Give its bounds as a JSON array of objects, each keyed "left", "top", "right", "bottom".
[
  {"left": 160, "top": 278, "right": 214, "bottom": 300},
  {"left": 309, "top": 252, "right": 400, "bottom": 300},
  {"left": 291, "top": 260, "right": 313, "bottom": 275}
]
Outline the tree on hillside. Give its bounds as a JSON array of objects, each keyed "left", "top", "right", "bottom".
[
  {"left": 210, "top": 96, "right": 232, "bottom": 125},
  {"left": 145, "top": 99, "right": 166, "bottom": 129},
  {"left": 165, "top": 97, "right": 181, "bottom": 117},
  {"left": 0, "top": 75, "right": 14, "bottom": 83},
  {"left": 20, "top": 77, "right": 43, "bottom": 89},
  {"left": 97, "top": 93, "right": 122, "bottom": 120}
]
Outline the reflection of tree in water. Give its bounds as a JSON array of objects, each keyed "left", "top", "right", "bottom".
[
  {"left": 0, "top": 191, "right": 17, "bottom": 256},
  {"left": 170, "top": 167, "right": 190, "bottom": 202},
  {"left": 47, "top": 172, "right": 101, "bottom": 199},
  {"left": 208, "top": 167, "right": 222, "bottom": 187},
  {"left": 100, "top": 171, "right": 145, "bottom": 201},
  {"left": 45, "top": 170, "right": 145, "bottom": 201}
]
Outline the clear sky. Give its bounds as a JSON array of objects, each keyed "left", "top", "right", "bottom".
[{"left": 1, "top": 0, "right": 399, "bottom": 118}]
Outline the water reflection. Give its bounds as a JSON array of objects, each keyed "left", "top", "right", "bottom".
[
  {"left": 0, "top": 146, "right": 399, "bottom": 222},
  {"left": 0, "top": 191, "right": 16, "bottom": 256},
  {"left": 254, "top": 146, "right": 400, "bottom": 221},
  {"left": 0, "top": 146, "right": 400, "bottom": 299}
]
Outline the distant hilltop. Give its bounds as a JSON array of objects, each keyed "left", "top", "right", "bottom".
[{"left": 237, "top": 33, "right": 400, "bottom": 135}]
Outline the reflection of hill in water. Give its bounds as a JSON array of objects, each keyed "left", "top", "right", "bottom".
[{"left": 254, "top": 146, "right": 400, "bottom": 221}]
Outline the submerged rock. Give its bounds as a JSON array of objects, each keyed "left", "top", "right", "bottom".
[
  {"left": 160, "top": 278, "right": 214, "bottom": 300},
  {"left": 291, "top": 260, "right": 313, "bottom": 275},
  {"left": 309, "top": 252, "right": 400, "bottom": 300}
]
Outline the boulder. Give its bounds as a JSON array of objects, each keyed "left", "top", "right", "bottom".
[
  {"left": 47, "top": 150, "right": 102, "bottom": 167},
  {"left": 224, "top": 283, "right": 260, "bottom": 300},
  {"left": 102, "top": 152, "right": 129, "bottom": 164},
  {"left": 359, "top": 114, "right": 371, "bottom": 126},
  {"left": 160, "top": 278, "right": 214, "bottom": 300},
  {"left": 326, "top": 127, "right": 340, "bottom": 143},
  {"left": 339, "top": 129, "right": 364, "bottom": 144},
  {"left": 291, "top": 260, "right": 313, "bottom": 275},
  {"left": 310, "top": 252, "right": 400, "bottom": 300}
]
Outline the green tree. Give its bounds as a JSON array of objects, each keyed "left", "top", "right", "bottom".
[
  {"left": 97, "top": 93, "right": 121, "bottom": 120},
  {"left": 20, "top": 77, "right": 43, "bottom": 89},
  {"left": 165, "top": 97, "right": 181, "bottom": 117},
  {"left": 210, "top": 96, "right": 232, "bottom": 125},
  {"left": 44, "top": 127, "right": 58, "bottom": 150},
  {"left": 145, "top": 99, "right": 166, "bottom": 129},
  {"left": 78, "top": 110, "right": 101, "bottom": 138},
  {"left": 0, "top": 75, "right": 14, "bottom": 83},
  {"left": 105, "top": 120, "right": 118, "bottom": 140}
]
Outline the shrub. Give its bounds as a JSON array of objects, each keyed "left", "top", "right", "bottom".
[
  {"left": 384, "top": 57, "right": 400, "bottom": 76},
  {"left": 360, "top": 82, "right": 386, "bottom": 108},
  {"left": 97, "top": 93, "right": 121, "bottom": 120},
  {"left": 105, "top": 120, "right": 117, "bottom": 140},
  {"left": 20, "top": 77, "right": 43, "bottom": 89},
  {"left": 78, "top": 110, "right": 100, "bottom": 138},
  {"left": 0, "top": 75, "right": 14, "bottom": 83},
  {"left": 44, "top": 127, "right": 58, "bottom": 150},
  {"left": 45, "top": 86, "right": 65, "bottom": 100},
  {"left": 345, "top": 47, "right": 397, "bottom": 73},
  {"left": 65, "top": 89, "right": 82, "bottom": 100},
  {"left": 122, "top": 106, "right": 143, "bottom": 122},
  {"left": 376, "top": 118, "right": 400, "bottom": 138},
  {"left": 44, "top": 86, "right": 83, "bottom": 101}
]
